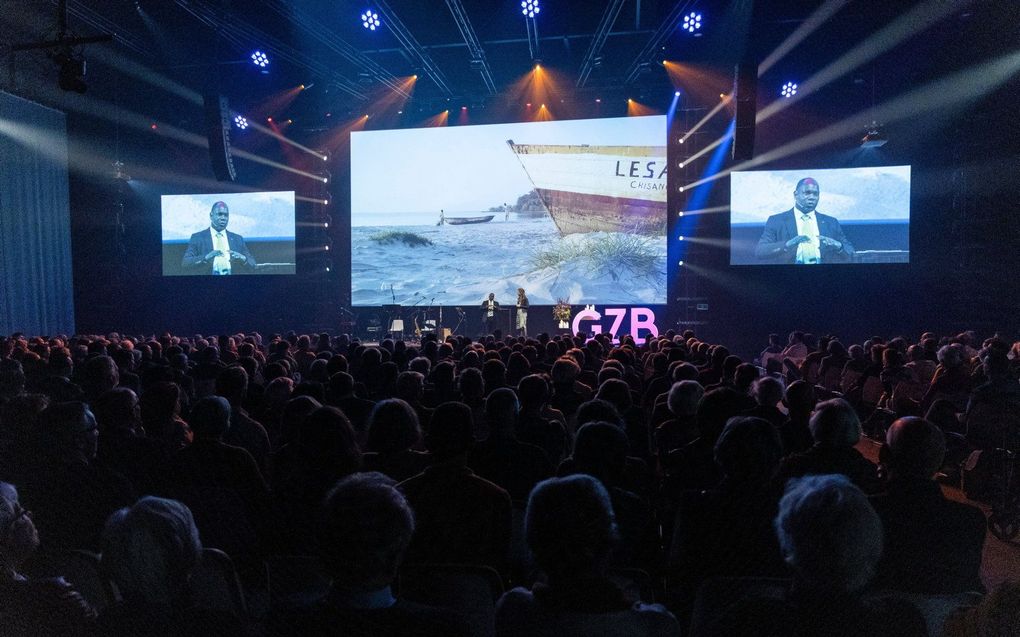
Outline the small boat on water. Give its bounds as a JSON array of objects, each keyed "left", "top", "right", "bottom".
[
  {"left": 440, "top": 215, "right": 494, "bottom": 226},
  {"left": 507, "top": 140, "right": 667, "bottom": 236}
]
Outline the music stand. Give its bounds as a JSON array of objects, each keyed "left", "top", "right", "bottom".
[{"left": 382, "top": 304, "right": 402, "bottom": 339}]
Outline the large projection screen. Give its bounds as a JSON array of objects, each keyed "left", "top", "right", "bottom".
[
  {"left": 730, "top": 166, "right": 911, "bottom": 265},
  {"left": 350, "top": 115, "right": 667, "bottom": 306}
]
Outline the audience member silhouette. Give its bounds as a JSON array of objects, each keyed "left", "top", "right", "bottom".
[
  {"left": 398, "top": 401, "right": 512, "bottom": 575},
  {"left": 495, "top": 474, "right": 679, "bottom": 636},
  {"left": 272, "top": 472, "right": 469, "bottom": 636},
  {"left": 777, "top": 398, "right": 881, "bottom": 493},
  {"left": 670, "top": 416, "right": 787, "bottom": 607},
  {"left": 96, "top": 496, "right": 246, "bottom": 635},
  {"left": 0, "top": 481, "right": 96, "bottom": 636},
  {"left": 362, "top": 398, "right": 429, "bottom": 482},
  {"left": 693, "top": 474, "right": 926, "bottom": 637},
  {"left": 870, "top": 416, "right": 986, "bottom": 594},
  {"left": 469, "top": 388, "right": 553, "bottom": 505}
]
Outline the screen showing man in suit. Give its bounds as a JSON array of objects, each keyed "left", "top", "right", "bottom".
[
  {"left": 730, "top": 167, "right": 911, "bottom": 265},
  {"left": 161, "top": 191, "right": 296, "bottom": 275}
]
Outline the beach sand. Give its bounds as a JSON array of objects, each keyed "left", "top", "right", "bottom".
[{"left": 351, "top": 215, "right": 666, "bottom": 306}]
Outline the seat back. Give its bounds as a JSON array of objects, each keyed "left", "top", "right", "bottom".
[
  {"left": 820, "top": 367, "right": 842, "bottom": 391},
  {"left": 608, "top": 567, "right": 657, "bottom": 604},
  {"left": 966, "top": 401, "right": 1020, "bottom": 450},
  {"left": 264, "top": 555, "right": 332, "bottom": 610},
  {"left": 860, "top": 376, "right": 884, "bottom": 405},
  {"left": 870, "top": 590, "right": 983, "bottom": 637},
  {"left": 840, "top": 369, "right": 862, "bottom": 394},
  {"left": 398, "top": 563, "right": 504, "bottom": 637},
  {"left": 22, "top": 549, "right": 115, "bottom": 612},
  {"left": 802, "top": 360, "right": 820, "bottom": 385},
  {"left": 190, "top": 547, "right": 248, "bottom": 620}
]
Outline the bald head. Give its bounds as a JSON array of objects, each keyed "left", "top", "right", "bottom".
[
  {"left": 794, "top": 178, "right": 820, "bottom": 213},
  {"left": 210, "top": 201, "right": 229, "bottom": 232},
  {"left": 885, "top": 417, "right": 946, "bottom": 479}
]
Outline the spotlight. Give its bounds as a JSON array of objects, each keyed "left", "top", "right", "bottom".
[
  {"left": 233, "top": 115, "right": 248, "bottom": 130},
  {"left": 361, "top": 10, "right": 380, "bottom": 30},
  {"left": 250, "top": 50, "right": 269, "bottom": 68},
  {"left": 674, "top": 91, "right": 681, "bottom": 97},
  {"left": 781, "top": 81, "right": 798, "bottom": 98},
  {"left": 521, "top": 0, "right": 540, "bottom": 18},
  {"left": 861, "top": 121, "right": 888, "bottom": 148},
  {"left": 678, "top": 260, "right": 685, "bottom": 266},
  {"left": 678, "top": 235, "right": 685, "bottom": 241},
  {"left": 677, "top": 211, "right": 685, "bottom": 217},
  {"left": 682, "top": 12, "right": 702, "bottom": 33}
]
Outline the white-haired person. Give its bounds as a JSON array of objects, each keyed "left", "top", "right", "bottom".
[
  {"left": 95, "top": 496, "right": 246, "bottom": 636},
  {"left": 0, "top": 481, "right": 96, "bottom": 636},
  {"left": 691, "top": 474, "right": 926, "bottom": 637}
]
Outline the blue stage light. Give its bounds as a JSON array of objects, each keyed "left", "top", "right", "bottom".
[
  {"left": 675, "top": 91, "right": 681, "bottom": 97},
  {"left": 781, "top": 81, "right": 798, "bottom": 98},
  {"left": 250, "top": 50, "right": 269, "bottom": 68},
  {"left": 682, "top": 12, "right": 701, "bottom": 33},
  {"left": 233, "top": 115, "right": 248, "bottom": 130},
  {"left": 521, "top": 0, "right": 540, "bottom": 18},
  {"left": 361, "top": 10, "right": 380, "bottom": 30}
]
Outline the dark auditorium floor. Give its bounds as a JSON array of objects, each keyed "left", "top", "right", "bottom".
[{"left": 857, "top": 439, "right": 1020, "bottom": 590}]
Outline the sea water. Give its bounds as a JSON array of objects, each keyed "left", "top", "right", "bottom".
[{"left": 351, "top": 215, "right": 667, "bottom": 307}]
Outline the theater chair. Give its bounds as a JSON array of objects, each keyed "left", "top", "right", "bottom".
[
  {"left": 398, "top": 563, "right": 504, "bottom": 637},
  {"left": 190, "top": 548, "right": 249, "bottom": 621},
  {"left": 22, "top": 549, "right": 116, "bottom": 612}
]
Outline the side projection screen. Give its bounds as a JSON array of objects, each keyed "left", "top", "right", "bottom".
[
  {"left": 730, "top": 166, "right": 911, "bottom": 265},
  {"left": 161, "top": 191, "right": 296, "bottom": 276},
  {"left": 350, "top": 115, "right": 667, "bottom": 306}
]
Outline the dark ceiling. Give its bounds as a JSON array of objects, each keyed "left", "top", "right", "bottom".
[{"left": 2, "top": 2, "right": 1016, "bottom": 149}]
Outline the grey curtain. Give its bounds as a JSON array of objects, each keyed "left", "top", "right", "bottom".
[{"left": 0, "top": 90, "right": 75, "bottom": 335}]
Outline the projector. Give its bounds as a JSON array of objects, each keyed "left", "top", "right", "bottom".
[{"left": 861, "top": 125, "right": 887, "bottom": 148}]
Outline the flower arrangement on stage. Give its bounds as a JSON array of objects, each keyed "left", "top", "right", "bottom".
[{"left": 553, "top": 299, "right": 572, "bottom": 329}]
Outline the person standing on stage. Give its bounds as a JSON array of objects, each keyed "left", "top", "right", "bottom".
[
  {"left": 481, "top": 293, "right": 500, "bottom": 335},
  {"left": 516, "top": 288, "right": 529, "bottom": 337}
]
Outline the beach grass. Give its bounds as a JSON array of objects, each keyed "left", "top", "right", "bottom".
[
  {"left": 369, "top": 231, "right": 433, "bottom": 247},
  {"left": 530, "top": 233, "right": 661, "bottom": 280}
]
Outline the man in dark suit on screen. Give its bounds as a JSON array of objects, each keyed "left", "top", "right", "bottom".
[
  {"left": 754, "top": 177, "right": 855, "bottom": 264},
  {"left": 181, "top": 201, "right": 256, "bottom": 275}
]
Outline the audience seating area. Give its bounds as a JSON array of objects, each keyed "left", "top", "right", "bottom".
[{"left": 1, "top": 327, "right": 1018, "bottom": 636}]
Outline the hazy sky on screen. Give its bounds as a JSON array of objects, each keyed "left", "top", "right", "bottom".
[
  {"left": 730, "top": 166, "right": 911, "bottom": 224},
  {"left": 350, "top": 115, "right": 665, "bottom": 222},
  {"left": 161, "top": 191, "right": 296, "bottom": 240}
]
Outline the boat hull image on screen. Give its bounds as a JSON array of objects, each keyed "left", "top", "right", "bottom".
[
  {"left": 350, "top": 116, "right": 667, "bottom": 306},
  {"left": 730, "top": 166, "right": 911, "bottom": 266},
  {"left": 161, "top": 191, "right": 296, "bottom": 276}
]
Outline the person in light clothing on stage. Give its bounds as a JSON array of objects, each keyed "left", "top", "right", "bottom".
[
  {"left": 754, "top": 178, "right": 854, "bottom": 264},
  {"left": 516, "top": 288, "right": 529, "bottom": 337}
]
